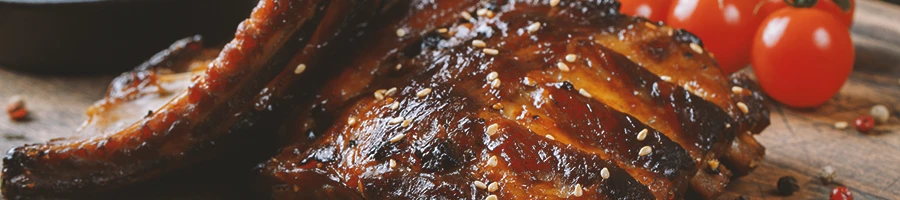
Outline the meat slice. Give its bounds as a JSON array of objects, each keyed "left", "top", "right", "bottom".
[
  {"left": 258, "top": 0, "right": 769, "bottom": 199},
  {"left": 0, "top": 0, "right": 393, "bottom": 198}
]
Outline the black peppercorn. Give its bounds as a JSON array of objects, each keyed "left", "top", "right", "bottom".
[{"left": 777, "top": 176, "right": 800, "bottom": 195}]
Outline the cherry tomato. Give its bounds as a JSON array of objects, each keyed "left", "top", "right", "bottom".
[
  {"left": 756, "top": 0, "right": 855, "bottom": 27},
  {"left": 752, "top": 8, "right": 854, "bottom": 108},
  {"left": 619, "top": 0, "right": 672, "bottom": 22},
  {"left": 831, "top": 186, "right": 853, "bottom": 200},
  {"left": 667, "top": 0, "right": 760, "bottom": 74}
]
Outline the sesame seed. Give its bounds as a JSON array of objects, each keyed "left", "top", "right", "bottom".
[
  {"left": 834, "top": 121, "right": 849, "bottom": 129},
  {"left": 294, "top": 64, "right": 307, "bottom": 74},
  {"left": 486, "top": 123, "right": 499, "bottom": 136},
  {"left": 474, "top": 181, "right": 487, "bottom": 189},
  {"left": 461, "top": 11, "right": 474, "bottom": 21},
  {"left": 573, "top": 183, "right": 583, "bottom": 197},
  {"left": 637, "top": 128, "right": 648, "bottom": 141},
  {"left": 472, "top": 40, "right": 487, "bottom": 48},
  {"left": 579, "top": 89, "right": 592, "bottom": 98},
  {"left": 483, "top": 48, "right": 499, "bottom": 55},
  {"left": 396, "top": 29, "right": 407, "bottom": 37},
  {"left": 708, "top": 159, "right": 720, "bottom": 171},
  {"left": 550, "top": 0, "right": 560, "bottom": 7},
  {"left": 374, "top": 89, "right": 386, "bottom": 100},
  {"left": 545, "top": 134, "right": 555, "bottom": 140},
  {"left": 565, "top": 54, "right": 577, "bottom": 62},
  {"left": 390, "top": 101, "right": 399, "bottom": 110},
  {"left": 476, "top": 8, "right": 488, "bottom": 16},
  {"left": 557, "top": 62, "right": 571, "bottom": 72},
  {"left": 600, "top": 167, "right": 610, "bottom": 179},
  {"left": 736, "top": 102, "right": 749, "bottom": 114},
  {"left": 523, "top": 77, "right": 537, "bottom": 87},
  {"left": 492, "top": 103, "right": 504, "bottom": 110},
  {"left": 485, "top": 195, "right": 498, "bottom": 200},
  {"left": 660, "top": 75, "right": 672, "bottom": 81},
  {"left": 395, "top": 64, "right": 403, "bottom": 71},
  {"left": 689, "top": 43, "right": 704, "bottom": 54},
  {"left": 348, "top": 117, "right": 357, "bottom": 126},
  {"left": 731, "top": 86, "right": 744, "bottom": 94},
  {"left": 389, "top": 133, "right": 406, "bottom": 143},
  {"left": 437, "top": 28, "right": 448, "bottom": 33},
  {"left": 402, "top": 119, "right": 412, "bottom": 127},
  {"left": 389, "top": 117, "right": 404, "bottom": 124},
  {"left": 389, "top": 159, "right": 397, "bottom": 168},
  {"left": 486, "top": 11, "right": 496, "bottom": 18},
  {"left": 385, "top": 87, "right": 398, "bottom": 96},
  {"left": 667, "top": 29, "right": 674, "bottom": 36},
  {"left": 639, "top": 146, "right": 652, "bottom": 156},
  {"left": 644, "top": 22, "right": 657, "bottom": 30},
  {"left": 486, "top": 71, "right": 499, "bottom": 81},
  {"left": 725, "top": 123, "right": 731, "bottom": 128},
  {"left": 416, "top": 88, "right": 432, "bottom": 97},
  {"left": 487, "top": 155, "right": 498, "bottom": 167},
  {"left": 491, "top": 79, "right": 501, "bottom": 88},
  {"left": 488, "top": 182, "right": 499, "bottom": 192},
  {"left": 527, "top": 22, "right": 542, "bottom": 34}
]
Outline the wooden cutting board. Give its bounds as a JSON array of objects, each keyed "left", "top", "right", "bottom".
[{"left": 0, "top": 0, "right": 898, "bottom": 199}]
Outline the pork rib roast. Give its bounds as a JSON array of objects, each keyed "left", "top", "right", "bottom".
[{"left": 1, "top": 0, "right": 769, "bottom": 199}]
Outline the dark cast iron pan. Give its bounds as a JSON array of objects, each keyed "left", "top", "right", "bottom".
[{"left": 0, "top": 0, "right": 258, "bottom": 74}]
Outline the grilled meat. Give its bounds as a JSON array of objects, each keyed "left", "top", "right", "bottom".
[
  {"left": 258, "top": 0, "right": 768, "bottom": 199},
  {"left": 1, "top": 0, "right": 769, "bottom": 199}
]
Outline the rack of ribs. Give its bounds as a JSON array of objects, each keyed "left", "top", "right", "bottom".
[{"left": 1, "top": 0, "right": 769, "bottom": 199}]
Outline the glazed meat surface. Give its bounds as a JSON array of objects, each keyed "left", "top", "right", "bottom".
[
  {"left": 1, "top": 0, "right": 769, "bottom": 199},
  {"left": 259, "top": 0, "right": 768, "bottom": 199}
]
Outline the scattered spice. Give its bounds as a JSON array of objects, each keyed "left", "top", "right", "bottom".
[
  {"left": 638, "top": 146, "right": 652, "bottom": 156},
  {"left": 707, "top": 159, "right": 721, "bottom": 173},
  {"left": 600, "top": 167, "right": 610, "bottom": 179},
  {"left": 527, "top": 22, "right": 542, "bottom": 34},
  {"left": 483, "top": 48, "right": 499, "bottom": 55},
  {"left": 731, "top": 86, "right": 744, "bottom": 94},
  {"left": 293, "top": 64, "right": 306, "bottom": 74},
  {"left": 777, "top": 176, "right": 800, "bottom": 195},
  {"left": 486, "top": 124, "right": 499, "bottom": 136},
  {"left": 474, "top": 181, "right": 487, "bottom": 189},
  {"left": 736, "top": 102, "right": 750, "bottom": 114},
  {"left": 820, "top": 165, "right": 836, "bottom": 184},
  {"left": 6, "top": 96, "right": 27, "bottom": 121},
  {"left": 870, "top": 104, "right": 890, "bottom": 124},
  {"left": 830, "top": 186, "right": 853, "bottom": 200},
  {"left": 472, "top": 40, "right": 487, "bottom": 48},
  {"left": 487, "top": 182, "right": 499, "bottom": 192},
  {"left": 636, "top": 129, "right": 648, "bottom": 141},
  {"left": 854, "top": 115, "right": 875, "bottom": 133},
  {"left": 565, "top": 54, "right": 577, "bottom": 62},
  {"left": 557, "top": 62, "right": 571, "bottom": 72},
  {"left": 833, "top": 121, "right": 849, "bottom": 129},
  {"left": 573, "top": 183, "right": 583, "bottom": 197},
  {"left": 689, "top": 43, "right": 704, "bottom": 54}
]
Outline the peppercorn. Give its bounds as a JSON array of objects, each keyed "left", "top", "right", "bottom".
[
  {"left": 854, "top": 115, "right": 875, "bottom": 133},
  {"left": 5, "top": 96, "right": 28, "bottom": 121},
  {"left": 777, "top": 176, "right": 800, "bottom": 195},
  {"left": 870, "top": 104, "right": 890, "bottom": 124},
  {"left": 820, "top": 165, "right": 837, "bottom": 184},
  {"left": 830, "top": 186, "right": 853, "bottom": 200}
]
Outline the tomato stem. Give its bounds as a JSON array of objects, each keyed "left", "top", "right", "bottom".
[{"left": 783, "top": 0, "right": 818, "bottom": 8}]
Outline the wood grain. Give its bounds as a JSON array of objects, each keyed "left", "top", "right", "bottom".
[{"left": 0, "top": 0, "right": 899, "bottom": 199}]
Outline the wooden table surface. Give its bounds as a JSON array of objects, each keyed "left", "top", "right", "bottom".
[{"left": 1, "top": 0, "right": 899, "bottom": 199}]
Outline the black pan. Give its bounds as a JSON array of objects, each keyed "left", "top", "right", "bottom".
[{"left": 0, "top": 0, "right": 257, "bottom": 73}]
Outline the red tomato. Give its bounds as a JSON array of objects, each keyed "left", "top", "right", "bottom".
[
  {"left": 751, "top": 8, "right": 854, "bottom": 108},
  {"left": 666, "top": 0, "right": 760, "bottom": 74},
  {"left": 619, "top": 0, "right": 672, "bottom": 22},
  {"left": 756, "top": 0, "right": 855, "bottom": 27}
]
